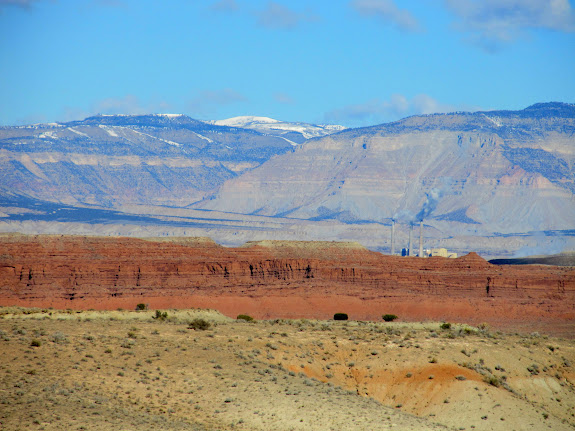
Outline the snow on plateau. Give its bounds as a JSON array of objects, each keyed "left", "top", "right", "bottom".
[{"left": 210, "top": 116, "right": 346, "bottom": 140}]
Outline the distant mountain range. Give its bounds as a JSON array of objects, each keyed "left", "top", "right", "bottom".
[
  {"left": 0, "top": 114, "right": 342, "bottom": 209},
  {"left": 198, "top": 102, "right": 575, "bottom": 232},
  {"left": 0, "top": 103, "right": 573, "bottom": 257}
]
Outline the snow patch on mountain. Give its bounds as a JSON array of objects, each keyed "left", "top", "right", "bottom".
[
  {"left": 131, "top": 129, "right": 181, "bottom": 147},
  {"left": 277, "top": 136, "right": 299, "bottom": 147},
  {"left": 193, "top": 132, "right": 214, "bottom": 144},
  {"left": 153, "top": 113, "right": 185, "bottom": 118},
  {"left": 38, "top": 131, "right": 59, "bottom": 139},
  {"left": 482, "top": 114, "right": 503, "bottom": 127},
  {"left": 209, "top": 116, "right": 346, "bottom": 140},
  {"left": 98, "top": 125, "right": 119, "bottom": 137},
  {"left": 68, "top": 127, "right": 90, "bottom": 138},
  {"left": 213, "top": 116, "right": 279, "bottom": 127}
]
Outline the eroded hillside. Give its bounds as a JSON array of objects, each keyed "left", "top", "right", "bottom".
[{"left": 0, "top": 308, "right": 574, "bottom": 430}]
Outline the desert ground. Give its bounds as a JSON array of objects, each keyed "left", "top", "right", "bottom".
[{"left": 0, "top": 307, "right": 574, "bottom": 431}]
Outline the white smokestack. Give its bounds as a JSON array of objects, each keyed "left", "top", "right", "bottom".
[
  {"left": 408, "top": 223, "right": 413, "bottom": 257},
  {"left": 391, "top": 220, "right": 395, "bottom": 255},
  {"left": 419, "top": 221, "right": 424, "bottom": 258}
]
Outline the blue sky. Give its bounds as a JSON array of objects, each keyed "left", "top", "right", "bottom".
[{"left": 1, "top": 0, "right": 574, "bottom": 127}]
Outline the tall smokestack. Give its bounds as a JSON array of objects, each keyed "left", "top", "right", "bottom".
[
  {"left": 390, "top": 220, "right": 395, "bottom": 255},
  {"left": 419, "top": 221, "right": 424, "bottom": 258},
  {"left": 408, "top": 223, "right": 413, "bottom": 257}
]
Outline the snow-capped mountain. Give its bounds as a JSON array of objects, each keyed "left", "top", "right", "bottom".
[
  {"left": 197, "top": 103, "right": 575, "bottom": 247},
  {"left": 2, "top": 104, "right": 573, "bottom": 257},
  {"left": 208, "top": 116, "right": 346, "bottom": 143},
  {"left": 0, "top": 113, "right": 299, "bottom": 209}
]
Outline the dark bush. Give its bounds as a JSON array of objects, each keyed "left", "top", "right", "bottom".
[
  {"left": 30, "top": 339, "right": 41, "bottom": 347},
  {"left": 484, "top": 375, "right": 501, "bottom": 387},
  {"left": 135, "top": 303, "right": 148, "bottom": 311},
  {"left": 237, "top": 314, "right": 254, "bottom": 322},
  {"left": 382, "top": 314, "right": 398, "bottom": 322},
  {"left": 440, "top": 322, "right": 452, "bottom": 330},
  {"left": 333, "top": 313, "right": 348, "bottom": 321},
  {"left": 188, "top": 318, "right": 211, "bottom": 331},
  {"left": 152, "top": 310, "right": 168, "bottom": 321}
]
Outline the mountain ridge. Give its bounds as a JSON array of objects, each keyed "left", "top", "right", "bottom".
[
  {"left": 0, "top": 113, "right": 307, "bottom": 208},
  {"left": 208, "top": 115, "right": 347, "bottom": 142},
  {"left": 0, "top": 102, "right": 573, "bottom": 257},
  {"left": 194, "top": 102, "right": 575, "bottom": 253}
]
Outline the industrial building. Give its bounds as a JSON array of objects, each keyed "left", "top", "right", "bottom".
[{"left": 391, "top": 220, "right": 457, "bottom": 258}]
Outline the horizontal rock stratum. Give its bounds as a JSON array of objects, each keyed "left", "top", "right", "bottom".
[{"left": 0, "top": 234, "right": 573, "bottom": 337}]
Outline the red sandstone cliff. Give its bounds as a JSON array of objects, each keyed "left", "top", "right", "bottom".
[{"left": 1, "top": 235, "right": 574, "bottom": 336}]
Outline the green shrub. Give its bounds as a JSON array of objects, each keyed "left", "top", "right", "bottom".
[
  {"left": 188, "top": 319, "right": 211, "bottom": 331},
  {"left": 51, "top": 332, "right": 67, "bottom": 344},
  {"left": 484, "top": 375, "right": 501, "bottom": 387},
  {"left": 135, "top": 303, "right": 148, "bottom": 311},
  {"left": 152, "top": 310, "right": 168, "bottom": 321},
  {"left": 333, "top": 313, "right": 348, "bottom": 321},
  {"left": 237, "top": 314, "right": 254, "bottom": 322},
  {"left": 440, "top": 322, "right": 452, "bottom": 330},
  {"left": 527, "top": 364, "right": 540, "bottom": 375},
  {"left": 30, "top": 339, "right": 41, "bottom": 347},
  {"left": 382, "top": 314, "right": 398, "bottom": 322}
]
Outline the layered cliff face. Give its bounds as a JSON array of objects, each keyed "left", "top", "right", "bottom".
[
  {"left": 1, "top": 235, "right": 574, "bottom": 337},
  {"left": 196, "top": 103, "right": 575, "bottom": 237},
  {"left": 0, "top": 114, "right": 297, "bottom": 208}
]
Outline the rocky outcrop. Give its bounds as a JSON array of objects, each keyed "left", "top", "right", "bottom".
[{"left": 1, "top": 235, "right": 574, "bottom": 336}]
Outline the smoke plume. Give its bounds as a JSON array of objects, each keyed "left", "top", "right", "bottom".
[{"left": 416, "top": 188, "right": 442, "bottom": 221}]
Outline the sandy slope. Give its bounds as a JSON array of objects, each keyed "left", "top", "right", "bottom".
[{"left": 1, "top": 308, "right": 574, "bottom": 430}]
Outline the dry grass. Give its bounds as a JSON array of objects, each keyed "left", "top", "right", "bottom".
[{"left": 1, "top": 308, "right": 574, "bottom": 430}]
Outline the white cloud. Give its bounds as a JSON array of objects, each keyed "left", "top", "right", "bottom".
[
  {"left": 94, "top": 0, "right": 126, "bottom": 7},
  {"left": 191, "top": 88, "right": 246, "bottom": 106},
  {"left": 210, "top": 0, "right": 239, "bottom": 13},
  {"left": 257, "top": 1, "right": 318, "bottom": 30},
  {"left": 274, "top": 93, "right": 295, "bottom": 104},
  {"left": 187, "top": 88, "right": 247, "bottom": 117},
  {"left": 444, "top": 0, "right": 575, "bottom": 47},
  {"left": 411, "top": 94, "right": 452, "bottom": 115},
  {"left": 0, "top": 0, "right": 41, "bottom": 8},
  {"left": 92, "top": 95, "right": 150, "bottom": 116},
  {"left": 350, "top": 0, "right": 422, "bottom": 32},
  {"left": 57, "top": 91, "right": 245, "bottom": 123},
  {"left": 324, "top": 94, "right": 456, "bottom": 127},
  {"left": 57, "top": 95, "right": 174, "bottom": 122},
  {"left": 0, "top": 0, "right": 124, "bottom": 9}
]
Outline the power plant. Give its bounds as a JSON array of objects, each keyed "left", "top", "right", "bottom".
[
  {"left": 389, "top": 188, "right": 458, "bottom": 258},
  {"left": 390, "top": 219, "right": 457, "bottom": 258}
]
